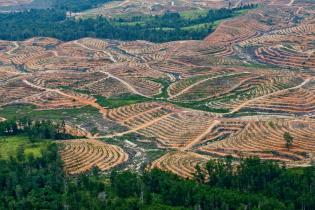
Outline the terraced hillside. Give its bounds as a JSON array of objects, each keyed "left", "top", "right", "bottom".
[
  {"left": 1, "top": 0, "right": 315, "bottom": 177},
  {"left": 198, "top": 119, "right": 315, "bottom": 163},
  {"left": 57, "top": 139, "right": 128, "bottom": 174},
  {"left": 150, "top": 151, "right": 210, "bottom": 179}
]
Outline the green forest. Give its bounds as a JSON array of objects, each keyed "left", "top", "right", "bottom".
[
  {"left": 0, "top": 3, "right": 255, "bottom": 42},
  {"left": 1, "top": 126, "right": 315, "bottom": 210},
  {"left": 0, "top": 118, "right": 76, "bottom": 141}
]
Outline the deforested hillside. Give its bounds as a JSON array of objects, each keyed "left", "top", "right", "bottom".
[{"left": 1, "top": 0, "right": 315, "bottom": 209}]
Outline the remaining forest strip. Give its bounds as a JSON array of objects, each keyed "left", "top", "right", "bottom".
[{"left": 0, "top": 4, "right": 256, "bottom": 42}]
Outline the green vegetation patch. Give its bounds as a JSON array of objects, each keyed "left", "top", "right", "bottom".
[
  {"left": 180, "top": 9, "right": 209, "bottom": 19},
  {"left": 96, "top": 94, "right": 152, "bottom": 108},
  {"left": 0, "top": 4, "right": 257, "bottom": 42},
  {"left": 0, "top": 135, "right": 50, "bottom": 159},
  {"left": 0, "top": 104, "right": 100, "bottom": 122},
  {"left": 1, "top": 138, "right": 315, "bottom": 210},
  {"left": 172, "top": 101, "right": 229, "bottom": 113},
  {"left": 149, "top": 78, "right": 171, "bottom": 99}
]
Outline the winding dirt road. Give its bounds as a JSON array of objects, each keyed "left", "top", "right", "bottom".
[
  {"left": 74, "top": 39, "right": 117, "bottom": 63},
  {"left": 74, "top": 40, "right": 150, "bottom": 97},
  {"left": 228, "top": 78, "right": 311, "bottom": 114},
  {"left": 181, "top": 119, "right": 221, "bottom": 151},
  {"left": 99, "top": 70, "right": 149, "bottom": 98},
  {"left": 100, "top": 112, "right": 174, "bottom": 138},
  {"left": 6, "top": 42, "right": 19, "bottom": 55},
  {"left": 168, "top": 72, "right": 250, "bottom": 100},
  {"left": 287, "top": 0, "right": 295, "bottom": 6},
  {"left": 22, "top": 79, "right": 164, "bottom": 139},
  {"left": 22, "top": 79, "right": 107, "bottom": 116}
]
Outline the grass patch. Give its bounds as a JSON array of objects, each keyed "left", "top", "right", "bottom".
[
  {"left": 0, "top": 135, "right": 50, "bottom": 159},
  {"left": 96, "top": 94, "right": 152, "bottom": 108},
  {"left": 287, "top": 167, "right": 309, "bottom": 176},
  {"left": 182, "top": 23, "right": 212, "bottom": 31},
  {"left": 0, "top": 104, "right": 36, "bottom": 119},
  {"left": 0, "top": 104, "right": 101, "bottom": 123},
  {"left": 146, "top": 149, "right": 167, "bottom": 162},
  {"left": 180, "top": 9, "right": 209, "bottom": 19},
  {"left": 149, "top": 78, "right": 171, "bottom": 99},
  {"left": 112, "top": 21, "right": 145, "bottom": 27},
  {"left": 172, "top": 101, "right": 229, "bottom": 113}
]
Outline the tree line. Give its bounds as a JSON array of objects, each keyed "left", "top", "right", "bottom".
[
  {"left": 1, "top": 140, "right": 315, "bottom": 210},
  {"left": 0, "top": 117, "right": 74, "bottom": 141},
  {"left": 0, "top": 4, "right": 256, "bottom": 42}
]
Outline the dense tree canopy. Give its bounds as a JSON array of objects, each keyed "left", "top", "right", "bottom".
[
  {"left": 0, "top": 117, "right": 74, "bottom": 140},
  {"left": 1, "top": 134, "right": 315, "bottom": 210},
  {"left": 0, "top": 5, "right": 256, "bottom": 42}
]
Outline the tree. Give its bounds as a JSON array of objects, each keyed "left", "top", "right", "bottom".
[
  {"left": 110, "top": 171, "right": 141, "bottom": 198},
  {"left": 284, "top": 132, "right": 294, "bottom": 150},
  {"left": 16, "top": 145, "right": 25, "bottom": 162},
  {"left": 194, "top": 164, "right": 205, "bottom": 184}
]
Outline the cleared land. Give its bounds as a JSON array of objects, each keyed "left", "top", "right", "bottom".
[
  {"left": 1, "top": 0, "right": 315, "bottom": 177},
  {"left": 57, "top": 139, "right": 128, "bottom": 174}
]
